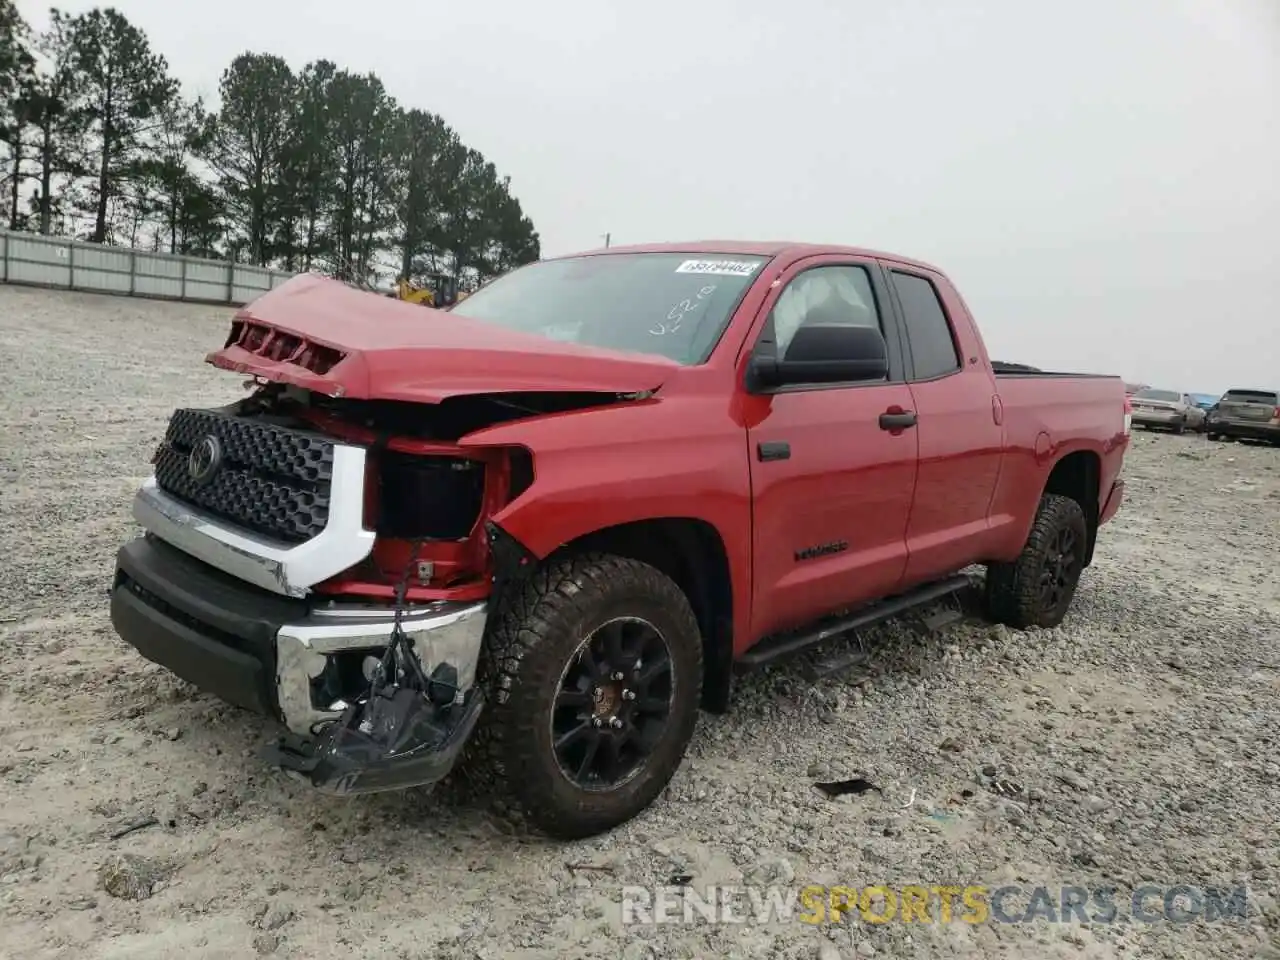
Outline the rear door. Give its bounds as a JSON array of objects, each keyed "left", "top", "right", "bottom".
[
  {"left": 885, "top": 266, "right": 1004, "bottom": 586},
  {"left": 1216, "top": 389, "right": 1280, "bottom": 423},
  {"left": 743, "top": 256, "right": 918, "bottom": 641}
]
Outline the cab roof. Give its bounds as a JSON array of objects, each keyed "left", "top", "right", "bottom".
[{"left": 552, "top": 239, "right": 945, "bottom": 275}]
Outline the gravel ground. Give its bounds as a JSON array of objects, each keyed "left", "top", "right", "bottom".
[{"left": 1, "top": 283, "right": 1279, "bottom": 960}]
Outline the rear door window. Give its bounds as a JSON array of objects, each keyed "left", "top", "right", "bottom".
[{"left": 889, "top": 271, "right": 961, "bottom": 381}]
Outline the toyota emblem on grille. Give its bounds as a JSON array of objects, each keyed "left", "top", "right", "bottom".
[{"left": 188, "top": 435, "right": 223, "bottom": 484}]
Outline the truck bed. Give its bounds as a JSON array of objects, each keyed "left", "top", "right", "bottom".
[
  {"left": 982, "top": 370, "right": 1128, "bottom": 562},
  {"left": 992, "top": 362, "right": 1116, "bottom": 379}
]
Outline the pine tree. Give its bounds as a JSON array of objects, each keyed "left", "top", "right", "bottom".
[
  {"left": 0, "top": 0, "right": 36, "bottom": 229},
  {"left": 61, "top": 7, "right": 177, "bottom": 243},
  {"left": 203, "top": 52, "right": 294, "bottom": 264}
]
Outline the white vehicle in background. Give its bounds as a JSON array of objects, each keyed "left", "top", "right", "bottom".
[{"left": 1128, "top": 388, "right": 1205, "bottom": 434}]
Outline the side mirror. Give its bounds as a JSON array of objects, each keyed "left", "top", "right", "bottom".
[{"left": 750, "top": 324, "right": 889, "bottom": 390}]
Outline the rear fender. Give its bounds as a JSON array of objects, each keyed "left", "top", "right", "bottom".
[{"left": 1003, "top": 438, "right": 1119, "bottom": 563}]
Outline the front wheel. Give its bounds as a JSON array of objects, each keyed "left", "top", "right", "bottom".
[
  {"left": 985, "top": 493, "right": 1088, "bottom": 629},
  {"left": 460, "top": 553, "right": 703, "bottom": 839}
]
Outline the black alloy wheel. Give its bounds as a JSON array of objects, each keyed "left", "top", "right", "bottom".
[
  {"left": 1038, "top": 526, "right": 1080, "bottom": 615},
  {"left": 550, "top": 617, "right": 674, "bottom": 790},
  {"left": 984, "top": 493, "right": 1089, "bottom": 629},
  {"left": 457, "top": 552, "right": 703, "bottom": 839}
]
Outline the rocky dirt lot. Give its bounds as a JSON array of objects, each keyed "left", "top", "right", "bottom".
[{"left": 1, "top": 284, "right": 1278, "bottom": 960}]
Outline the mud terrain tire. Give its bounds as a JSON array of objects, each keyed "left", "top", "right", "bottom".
[
  {"left": 984, "top": 493, "right": 1088, "bottom": 629},
  {"left": 459, "top": 552, "right": 703, "bottom": 839}
]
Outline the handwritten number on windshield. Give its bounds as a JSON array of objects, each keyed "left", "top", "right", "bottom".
[{"left": 651, "top": 286, "right": 717, "bottom": 335}]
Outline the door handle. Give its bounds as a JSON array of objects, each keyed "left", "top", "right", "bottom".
[
  {"left": 757, "top": 441, "right": 790, "bottom": 462},
  {"left": 879, "top": 410, "right": 917, "bottom": 431}
]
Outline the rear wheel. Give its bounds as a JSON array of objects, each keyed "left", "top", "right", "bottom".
[
  {"left": 1172, "top": 418, "right": 1186, "bottom": 435},
  {"left": 460, "top": 553, "right": 703, "bottom": 839},
  {"left": 985, "top": 493, "right": 1088, "bottom": 629}
]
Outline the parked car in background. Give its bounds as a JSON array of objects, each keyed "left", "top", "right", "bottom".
[
  {"left": 1189, "top": 393, "right": 1218, "bottom": 413},
  {"left": 1129, "top": 388, "right": 1205, "bottom": 434},
  {"left": 1205, "top": 388, "right": 1280, "bottom": 444}
]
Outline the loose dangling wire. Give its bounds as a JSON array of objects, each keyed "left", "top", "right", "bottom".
[{"left": 371, "top": 539, "right": 431, "bottom": 697}]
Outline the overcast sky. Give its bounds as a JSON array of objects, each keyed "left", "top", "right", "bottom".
[{"left": 17, "top": 0, "right": 1279, "bottom": 393}]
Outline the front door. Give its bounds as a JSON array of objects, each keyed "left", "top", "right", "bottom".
[{"left": 743, "top": 258, "right": 920, "bottom": 643}]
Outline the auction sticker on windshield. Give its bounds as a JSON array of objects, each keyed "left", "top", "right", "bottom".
[{"left": 675, "top": 259, "right": 761, "bottom": 276}]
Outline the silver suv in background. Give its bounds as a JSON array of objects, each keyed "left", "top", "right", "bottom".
[
  {"left": 1206, "top": 389, "right": 1280, "bottom": 445},
  {"left": 1129, "top": 388, "right": 1206, "bottom": 434}
]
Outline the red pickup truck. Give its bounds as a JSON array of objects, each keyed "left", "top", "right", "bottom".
[{"left": 110, "top": 241, "right": 1129, "bottom": 838}]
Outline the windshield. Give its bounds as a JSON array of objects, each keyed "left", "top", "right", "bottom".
[
  {"left": 1222, "top": 390, "right": 1279, "bottom": 405},
  {"left": 1135, "top": 389, "right": 1179, "bottom": 402},
  {"left": 451, "top": 253, "right": 768, "bottom": 364}
]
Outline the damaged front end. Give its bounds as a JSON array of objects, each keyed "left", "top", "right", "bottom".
[
  {"left": 134, "top": 388, "right": 609, "bottom": 797},
  {"left": 263, "top": 551, "right": 488, "bottom": 795},
  {"left": 259, "top": 517, "right": 541, "bottom": 794},
  {"left": 237, "top": 387, "right": 545, "bottom": 794},
  {"left": 111, "top": 295, "right": 661, "bottom": 798}
]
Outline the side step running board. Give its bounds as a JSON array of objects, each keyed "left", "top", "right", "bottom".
[{"left": 735, "top": 573, "right": 979, "bottom": 674}]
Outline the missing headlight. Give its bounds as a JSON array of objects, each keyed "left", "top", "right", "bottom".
[{"left": 376, "top": 452, "right": 485, "bottom": 540}]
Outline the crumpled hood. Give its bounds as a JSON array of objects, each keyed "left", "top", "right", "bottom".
[{"left": 206, "top": 273, "right": 677, "bottom": 402}]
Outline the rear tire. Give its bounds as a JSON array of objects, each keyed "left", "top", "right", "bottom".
[
  {"left": 1172, "top": 419, "right": 1186, "bottom": 435},
  {"left": 985, "top": 493, "right": 1088, "bottom": 629},
  {"left": 1207, "top": 432, "right": 1221, "bottom": 441},
  {"left": 459, "top": 552, "right": 703, "bottom": 839}
]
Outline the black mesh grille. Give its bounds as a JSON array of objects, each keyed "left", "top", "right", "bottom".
[{"left": 153, "top": 409, "right": 336, "bottom": 544}]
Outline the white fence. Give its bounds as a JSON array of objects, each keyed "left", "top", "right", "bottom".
[{"left": 0, "top": 230, "right": 294, "bottom": 306}]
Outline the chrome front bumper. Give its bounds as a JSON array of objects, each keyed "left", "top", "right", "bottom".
[{"left": 275, "top": 600, "right": 488, "bottom": 736}]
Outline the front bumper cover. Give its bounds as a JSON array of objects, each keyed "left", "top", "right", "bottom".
[
  {"left": 275, "top": 598, "right": 488, "bottom": 734},
  {"left": 269, "top": 603, "right": 489, "bottom": 793},
  {"left": 110, "top": 535, "right": 489, "bottom": 793},
  {"left": 263, "top": 688, "right": 485, "bottom": 795}
]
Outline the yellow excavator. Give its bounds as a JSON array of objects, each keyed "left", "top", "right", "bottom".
[{"left": 391, "top": 274, "right": 461, "bottom": 308}]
